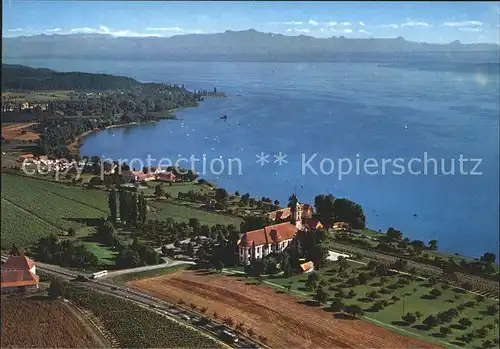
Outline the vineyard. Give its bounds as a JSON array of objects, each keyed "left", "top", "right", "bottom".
[
  {"left": 148, "top": 199, "right": 243, "bottom": 227},
  {"left": 330, "top": 242, "right": 500, "bottom": 298},
  {"left": 65, "top": 285, "right": 224, "bottom": 348},
  {"left": 1, "top": 173, "right": 108, "bottom": 247},
  {"left": 1, "top": 297, "right": 103, "bottom": 348}
]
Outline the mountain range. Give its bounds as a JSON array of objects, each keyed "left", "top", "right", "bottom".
[{"left": 3, "top": 29, "right": 500, "bottom": 62}]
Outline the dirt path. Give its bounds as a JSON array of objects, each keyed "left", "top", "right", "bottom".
[
  {"left": 128, "top": 269, "right": 443, "bottom": 349},
  {"left": 62, "top": 301, "right": 112, "bottom": 348}
]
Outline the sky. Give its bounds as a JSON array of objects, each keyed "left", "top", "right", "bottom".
[{"left": 2, "top": 1, "right": 500, "bottom": 44}]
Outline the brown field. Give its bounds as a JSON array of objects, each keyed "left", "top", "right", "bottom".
[
  {"left": 127, "top": 270, "right": 442, "bottom": 349},
  {"left": 2, "top": 122, "right": 40, "bottom": 141},
  {"left": 1, "top": 297, "right": 106, "bottom": 348}
]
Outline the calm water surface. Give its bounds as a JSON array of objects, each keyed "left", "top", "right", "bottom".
[{"left": 6, "top": 59, "right": 499, "bottom": 258}]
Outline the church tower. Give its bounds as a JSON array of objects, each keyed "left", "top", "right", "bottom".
[{"left": 294, "top": 201, "right": 303, "bottom": 230}]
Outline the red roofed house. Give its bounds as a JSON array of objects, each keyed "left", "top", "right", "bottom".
[
  {"left": 267, "top": 203, "right": 313, "bottom": 222},
  {"left": 1, "top": 255, "right": 39, "bottom": 294},
  {"left": 156, "top": 171, "right": 177, "bottom": 183},
  {"left": 238, "top": 201, "right": 322, "bottom": 265},
  {"left": 300, "top": 261, "right": 315, "bottom": 273}
]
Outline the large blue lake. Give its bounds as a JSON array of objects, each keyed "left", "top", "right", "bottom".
[{"left": 6, "top": 58, "right": 499, "bottom": 258}]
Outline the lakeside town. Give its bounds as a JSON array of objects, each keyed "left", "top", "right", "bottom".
[{"left": 2, "top": 65, "right": 499, "bottom": 349}]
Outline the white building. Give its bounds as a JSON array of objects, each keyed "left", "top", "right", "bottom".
[{"left": 238, "top": 203, "right": 323, "bottom": 265}]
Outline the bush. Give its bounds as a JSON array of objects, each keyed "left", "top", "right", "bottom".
[
  {"left": 430, "top": 288, "right": 442, "bottom": 297},
  {"left": 330, "top": 299, "right": 344, "bottom": 312},
  {"left": 423, "top": 315, "right": 440, "bottom": 328}
]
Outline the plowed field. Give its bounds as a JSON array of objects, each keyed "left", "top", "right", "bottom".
[{"left": 128, "top": 269, "right": 442, "bottom": 349}]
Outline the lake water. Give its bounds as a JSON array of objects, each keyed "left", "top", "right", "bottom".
[{"left": 6, "top": 58, "right": 499, "bottom": 258}]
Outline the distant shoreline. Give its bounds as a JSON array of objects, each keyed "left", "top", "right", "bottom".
[{"left": 70, "top": 106, "right": 197, "bottom": 154}]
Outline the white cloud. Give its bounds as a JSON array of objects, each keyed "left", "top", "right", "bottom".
[
  {"left": 145, "top": 27, "right": 184, "bottom": 32},
  {"left": 377, "top": 24, "right": 399, "bottom": 29},
  {"left": 358, "top": 29, "right": 371, "bottom": 35},
  {"left": 340, "top": 22, "right": 352, "bottom": 26},
  {"left": 8, "top": 28, "right": 23, "bottom": 32},
  {"left": 286, "top": 28, "right": 311, "bottom": 34},
  {"left": 281, "top": 21, "right": 303, "bottom": 25},
  {"left": 359, "top": 21, "right": 365, "bottom": 27},
  {"left": 401, "top": 20, "right": 430, "bottom": 28},
  {"left": 71, "top": 27, "right": 95, "bottom": 33},
  {"left": 443, "top": 21, "right": 483, "bottom": 27},
  {"left": 458, "top": 27, "right": 483, "bottom": 32},
  {"left": 70, "top": 26, "right": 161, "bottom": 37},
  {"left": 44, "top": 28, "right": 62, "bottom": 33},
  {"left": 308, "top": 20, "right": 319, "bottom": 26},
  {"left": 326, "top": 21, "right": 338, "bottom": 27},
  {"left": 331, "top": 28, "right": 353, "bottom": 34}
]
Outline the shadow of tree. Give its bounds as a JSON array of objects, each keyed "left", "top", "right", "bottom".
[{"left": 391, "top": 321, "right": 410, "bottom": 327}]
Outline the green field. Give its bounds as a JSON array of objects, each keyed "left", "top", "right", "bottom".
[
  {"left": 113, "top": 264, "right": 191, "bottom": 284},
  {"left": 144, "top": 181, "right": 213, "bottom": 197},
  {"left": 230, "top": 261, "right": 498, "bottom": 349},
  {"left": 148, "top": 200, "right": 243, "bottom": 227},
  {"left": 1, "top": 173, "right": 109, "bottom": 247},
  {"left": 82, "top": 242, "right": 118, "bottom": 265}
]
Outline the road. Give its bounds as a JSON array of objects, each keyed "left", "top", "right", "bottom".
[
  {"left": 1, "top": 254, "right": 258, "bottom": 349},
  {"left": 102, "top": 257, "right": 195, "bottom": 279}
]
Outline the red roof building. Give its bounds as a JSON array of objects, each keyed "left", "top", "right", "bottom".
[
  {"left": 156, "top": 172, "right": 177, "bottom": 182},
  {"left": 300, "top": 261, "right": 315, "bottom": 273},
  {"left": 1, "top": 255, "right": 39, "bottom": 293},
  {"left": 238, "top": 222, "right": 299, "bottom": 264}
]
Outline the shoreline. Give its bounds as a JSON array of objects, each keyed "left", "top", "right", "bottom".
[{"left": 68, "top": 107, "right": 190, "bottom": 154}]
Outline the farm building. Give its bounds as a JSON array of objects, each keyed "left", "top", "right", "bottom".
[{"left": 1, "top": 255, "right": 39, "bottom": 294}]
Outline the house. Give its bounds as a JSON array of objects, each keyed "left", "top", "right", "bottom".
[
  {"left": 121, "top": 171, "right": 156, "bottom": 183},
  {"left": 332, "top": 222, "right": 351, "bottom": 232},
  {"left": 156, "top": 171, "right": 176, "bottom": 183},
  {"left": 17, "top": 153, "right": 35, "bottom": 162},
  {"left": 302, "top": 218, "right": 323, "bottom": 231},
  {"left": 1, "top": 255, "right": 39, "bottom": 294},
  {"left": 267, "top": 203, "right": 313, "bottom": 221},
  {"left": 238, "top": 201, "right": 321, "bottom": 265},
  {"left": 300, "top": 261, "right": 315, "bottom": 273}
]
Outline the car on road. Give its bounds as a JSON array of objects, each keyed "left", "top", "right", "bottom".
[
  {"left": 180, "top": 314, "right": 190, "bottom": 321},
  {"left": 219, "top": 330, "right": 239, "bottom": 343},
  {"left": 111, "top": 286, "right": 117, "bottom": 290}
]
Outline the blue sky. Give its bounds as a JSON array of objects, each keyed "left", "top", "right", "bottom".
[{"left": 3, "top": 1, "right": 500, "bottom": 43}]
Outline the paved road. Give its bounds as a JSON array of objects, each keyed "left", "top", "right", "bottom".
[
  {"left": 2, "top": 255, "right": 258, "bottom": 349},
  {"left": 102, "top": 258, "right": 195, "bottom": 279}
]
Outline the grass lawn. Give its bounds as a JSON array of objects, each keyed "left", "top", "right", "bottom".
[
  {"left": 148, "top": 200, "right": 242, "bottom": 227},
  {"left": 113, "top": 264, "right": 191, "bottom": 284},
  {"left": 1, "top": 173, "right": 108, "bottom": 248},
  {"left": 82, "top": 241, "right": 118, "bottom": 265},
  {"left": 233, "top": 261, "right": 498, "bottom": 349}
]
